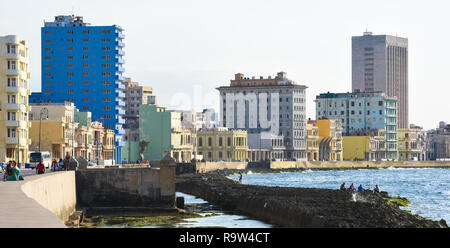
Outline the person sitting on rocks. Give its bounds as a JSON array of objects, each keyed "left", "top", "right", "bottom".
[
  {"left": 348, "top": 183, "right": 355, "bottom": 191},
  {"left": 373, "top": 185, "right": 380, "bottom": 193},
  {"left": 358, "top": 184, "right": 363, "bottom": 192},
  {"left": 340, "top": 182, "right": 346, "bottom": 191}
]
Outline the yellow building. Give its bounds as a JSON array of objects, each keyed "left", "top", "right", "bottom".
[
  {"left": 171, "top": 127, "right": 196, "bottom": 163},
  {"left": 29, "top": 102, "right": 75, "bottom": 160},
  {"left": 343, "top": 129, "right": 387, "bottom": 161},
  {"left": 343, "top": 136, "right": 370, "bottom": 161},
  {"left": 197, "top": 127, "right": 248, "bottom": 162},
  {"left": 310, "top": 119, "right": 343, "bottom": 161},
  {"left": 306, "top": 121, "right": 319, "bottom": 161},
  {"left": 0, "top": 35, "right": 31, "bottom": 164}
]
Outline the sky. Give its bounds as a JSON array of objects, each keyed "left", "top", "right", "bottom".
[{"left": 1, "top": 0, "right": 449, "bottom": 130}]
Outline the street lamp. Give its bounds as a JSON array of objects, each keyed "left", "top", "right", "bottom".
[{"left": 39, "top": 107, "right": 48, "bottom": 152}]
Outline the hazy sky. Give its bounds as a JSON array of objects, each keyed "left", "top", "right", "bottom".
[{"left": 1, "top": 0, "right": 449, "bottom": 130}]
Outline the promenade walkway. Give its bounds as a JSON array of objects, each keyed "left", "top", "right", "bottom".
[{"left": 0, "top": 172, "right": 67, "bottom": 228}]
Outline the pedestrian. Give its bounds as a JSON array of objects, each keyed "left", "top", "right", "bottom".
[
  {"left": 373, "top": 185, "right": 380, "bottom": 193},
  {"left": 358, "top": 184, "right": 363, "bottom": 192},
  {"left": 36, "top": 161, "right": 45, "bottom": 175},
  {"left": 239, "top": 173, "right": 243, "bottom": 183},
  {"left": 51, "top": 159, "right": 58, "bottom": 172},
  {"left": 63, "top": 152, "right": 71, "bottom": 171},
  {"left": 340, "top": 182, "right": 346, "bottom": 191}
]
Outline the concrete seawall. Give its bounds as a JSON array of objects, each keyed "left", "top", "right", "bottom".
[
  {"left": 177, "top": 160, "right": 450, "bottom": 174},
  {"left": 0, "top": 172, "right": 75, "bottom": 228}
]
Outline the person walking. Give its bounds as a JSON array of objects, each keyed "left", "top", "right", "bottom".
[
  {"left": 63, "top": 152, "right": 71, "bottom": 171},
  {"left": 51, "top": 159, "right": 58, "bottom": 172},
  {"left": 2, "top": 162, "right": 12, "bottom": 181},
  {"left": 58, "top": 159, "right": 64, "bottom": 171},
  {"left": 238, "top": 173, "right": 243, "bottom": 183}
]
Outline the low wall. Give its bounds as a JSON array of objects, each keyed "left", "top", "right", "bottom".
[
  {"left": 269, "top": 160, "right": 450, "bottom": 170},
  {"left": 76, "top": 166, "right": 175, "bottom": 209},
  {"left": 195, "top": 162, "right": 248, "bottom": 173},
  {"left": 0, "top": 172, "right": 76, "bottom": 227}
]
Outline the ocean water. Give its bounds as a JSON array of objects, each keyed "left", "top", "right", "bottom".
[{"left": 231, "top": 168, "right": 450, "bottom": 223}]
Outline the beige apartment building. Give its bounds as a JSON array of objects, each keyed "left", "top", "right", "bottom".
[
  {"left": 0, "top": 35, "right": 31, "bottom": 164},
  {"left": 123, "top": 77, "right": 155, "bottom": 142},
  {"left": 197, "top": 127, "right": 248, "bottom": 162}
]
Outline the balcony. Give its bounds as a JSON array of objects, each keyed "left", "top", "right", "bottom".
[
  {"left": 6, "top": 137, "right": 18, "bottom": 145},
  {"left": 6, "top": 69, "right": 19, "bottom": 76},
  {"left": 118, "top": 49, "right": 125, "bottom": 56},
  {"left": 116, "top": 57, "right": 125, "bottom": 64},
  {"left": 117, "top": 32, "right": 125, "bottom": 39},
  {"left": 6, "top": 53, "right": 20, "bottom": 60},
  {"left": 117, "top": 41, "right": 125, "bottom": 48},
  {"left": 5, "top": 120, "right": 19, "bottom": 127},
  {"left": 117, "top": 91, "right": 126, "bottom": 98},
  {"left": 116, "top": 75, "right": 125, "bottom": 81},
  {"left": 6, "top": 85, "right": 19, "bottom": 93},
  {"left": 118, "top": 101, "right": 126, "bottom": 107},
  {"left": 118, "top": 109, "right": 126, "bottom": 115}
]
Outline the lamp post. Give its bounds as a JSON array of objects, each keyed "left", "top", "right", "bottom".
[{"left": 39, "top": 107, "right": 48, "bottom": 152}]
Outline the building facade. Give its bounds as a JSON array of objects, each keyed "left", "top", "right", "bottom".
[
  {"left": 35, "top": 15, "right": 126, "bottom": 162},
  {"left": 139, "top": 104, "right": 195, "bottom": 163},
  {"left": 247, "top": 132, "right": 285, "bottom": 161},
  {"left": 29, "top": 102, "right": 75, "bottom": 160},
  {"left": 197, "top": 127, "right": 248, "bottom": 162},
  {"left": 217, "top": 72, "right": 308, "bottom": 161},
  {"left": 398, "top": 124, "right": 427, "bottom": 161},
  {"left": 426, "top": 122, "right": 450, "bottom": 160},
  {"left": 306, "top": 121, "right": 319, "bottom": 161},
  {"left": 352, "top": 31, "right": 408, "bottom": 129},
  {"left": 315, "top": 91, "right": 398, "bottom": 160},
  {"left": 308, "top": 119, "right": 343, "bottom": 161},
  {"left": 123, "top": 77, "right": 154, "bottom": 142},
  {"left": 0, "top": 35, "right": 31, "bottom": 164},
  {"left": 343, "top": 129, "right": 386, "bottom": 161}
]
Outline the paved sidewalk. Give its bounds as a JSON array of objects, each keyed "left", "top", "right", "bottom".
[{"left": 0, "top": 174, "right": 67, "bottom": 228}]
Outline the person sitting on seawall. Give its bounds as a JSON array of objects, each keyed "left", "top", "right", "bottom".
[
  {"left": 58, "top": 158, "right": 64, "bottom": 171},
  {"left": 348, "top": 183, "right": 355, "bottom": 192},
  {"left": 2, "top": 161, "right": 13, "bottom": 181},
  {"left": 36, "top": 160, "right": 45, "bottom": 175},
  {"left": 340, "top": 182, "right": 346, "bottom": 191},
  {"left": 4, "top": 161, "right": 20, "bottom": 181},
  {"left": 373, "top": 185, "right": 380, "bottom": 194},
  {"left": 358, "top": 184, "right": 363, "bottom": 192}
]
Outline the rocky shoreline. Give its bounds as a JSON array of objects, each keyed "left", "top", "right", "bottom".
[{"left": 176, "top": 171, "right": 448, "bottom": 228}]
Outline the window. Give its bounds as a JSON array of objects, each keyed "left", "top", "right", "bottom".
[
  {"left": 219, "top": 137, "right": 223, "bottom": 146},
  {"left": 67, "top": 47, "right": 73, "bottom": 51},
  {"left": 83, "top": 72, "right": 89, "bottom": 76},
  {"left": 82, "top": 81, "right": 89, "bottom": 85},
  {"left": 45, "top": 30, "right": 51, "bottom": 35},
  {"left": 199, "top": 138, "right": 203, "bottom": 147},
  {"left": 7, "top": 61, "right": 16, "bottom": 70},
  {"left": 102, "top": 47, "right": 111, "bottom": 51},
  {"left": 351, "top": 102, "right": 355, "bottom": 107},
  {"left": 83, "top": 38, "right": 89, "bottom": 42},
  {"left": 228, "top": 137, "right": 231, "bottom": 146},
  {"left": 67, "top": 56, "right": 73, "bottom": 60},
  {"left": 7, "top": 78, "right": 17, "bottom": 87},
  {"left": 102, "top": 81, "right": 111, "bottom": 85},
  {"left": 82, "top": 47, "right": 89, "bottom": 51},
  {"left": 83, "top": 64, "right": 89, "bottom": 68},
  {"left": 101, "top": 89, "right": 111, "bottom": 94},
  {"left": 102, "top": 98, "right": 111, "bottom": 102},
  {"left": 83, "top": 30, "right": 90, "bottom": 34},
  {"left": 45, "top": 48, "right": 51, "bottom": 52},
  {"left": 82, "top": 55, "right": 89, "bottom": 60},
  {"left": 82, "top": 98, "right": 89, "bottom": 102},
  {"left": 82, "top": 107, "right": 89, "bottom": 111},
  {"left": 102, "top": 55, "right": 111, "bottom": 60},
  {"left": 102, "top": 30, "right": 111, "bottom": 34},
  {"left": 67, "top": 81, "right": 74, "bottom": 85},
  {"left": 67, "top": 72, "right": 74, "bottom": 77},
  {"left": 67, "top": 30, "right": 73, "bottom": 34},
  {"left": 101, "top": 64, "right": 111, "bottom": 68},
  {"left": 102, "top": 72, "right": 111, "bottom": 76},
  {"left": 82, "top": 89, "right": 89, "bottom": 93},
  {"left": 67, "top": 38, "right": 73, "bottom": 43},
  {"left": 102, "top": 38, "right": 111, "bottom": 42},
  {"left": 379, "top": 101, "right": 383, "bottom": 106},
  {"left": 208, "top": 137, "right": 212, "bottom": 146},
  {"left": 67, "top": 64, "right": 74, "bottom": 68}
]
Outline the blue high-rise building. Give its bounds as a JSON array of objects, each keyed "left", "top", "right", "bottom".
[{"left": 39, "top": 15, "right": 126, "bottom": 162}]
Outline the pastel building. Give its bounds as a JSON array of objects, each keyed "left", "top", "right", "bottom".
[
  {"left": 0, "top": 35, "right": 31, "bottom": 164},
  {"left": 342, "top": 129, "right": 386, "bottom": 161},
  {"left": 139, "top": 105, "right": 195, "bottom": 163},
  {"left": 307, "top": 119, "right": 343, "bottom": 161},
  {"left": 217, "top": 72, "right": 308, "bottom": 161},
  {"left": 29, "top": 102, "right": 75, "bottom": 160},
  {"left": 32, "top": 15, "right": 126, "bottom": 162},
  {"left": 306, "top": 121, "right": 319, "bottom": 161},
  {"left": 315, "top": 91, "right": 398, "bottom": 160}
]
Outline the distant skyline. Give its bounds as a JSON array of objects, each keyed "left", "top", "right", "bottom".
[{"left": 1, "top": 0, "right": 449, "bottom": 130}]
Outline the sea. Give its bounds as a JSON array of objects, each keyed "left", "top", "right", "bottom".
[{"left": 230, "top": 168, "right": 450, "bottom": 223}]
